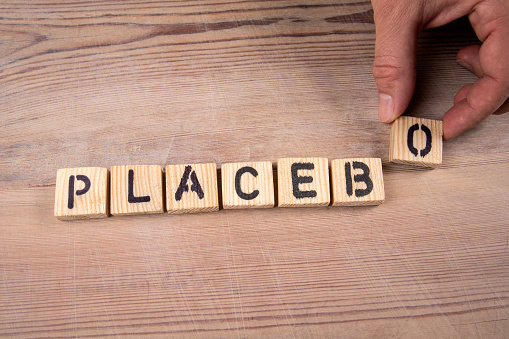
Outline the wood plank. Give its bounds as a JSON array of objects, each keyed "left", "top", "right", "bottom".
[{"left": 1, "top": 0, "right": 508, "bottom": 337}]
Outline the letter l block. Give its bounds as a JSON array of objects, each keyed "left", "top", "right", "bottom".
[{"left": 110, "top": 165, "right": 164, "bottom": 215}]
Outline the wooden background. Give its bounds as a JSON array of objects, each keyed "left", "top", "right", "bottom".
[{"left": 1, "top": 0, "right": 508, "bottom": 337}]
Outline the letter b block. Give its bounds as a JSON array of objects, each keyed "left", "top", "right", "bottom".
[
  {"left": 390, "top": 116, "right": 443, "bottom": 167},
  {"left": 110, "top": 165, "right": 164, "bottom": 215},
  {"left": 54, "top": 167, "right": 109, "bottom": 220},
  {"left": 277, "top": 158, "right": 330, "bottom": 207},
  {"left": 330, "top": 158, "right": 385, "bottom": 206},
  {"left": 221, "top": 161, "right": 274, "bottom": 209}
]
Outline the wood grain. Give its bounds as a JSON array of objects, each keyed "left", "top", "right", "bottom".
[{"left": 1, "top": 0, "right": 509, "bottom": 337}]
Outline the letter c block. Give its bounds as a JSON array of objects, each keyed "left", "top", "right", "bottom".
[
  {"left": 277, "top": 157, "right": 330, "bottom": 208},
  {"left": 221, "top": 161, "right": 274, "bottom": 209},
  {"left": 389, "top": 116, "right": 443, "bottom": 167},
  {"left": 54, "top": 167, "right": 109, "bottom": 220}
]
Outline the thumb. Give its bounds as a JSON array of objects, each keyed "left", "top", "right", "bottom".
[{"left": 372, "top": 2, "right": 421, "bottom": 123}]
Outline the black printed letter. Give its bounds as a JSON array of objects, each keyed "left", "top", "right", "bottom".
[
  {"left": 344, "top": 162, "right": 373, "bottom": 198},
  {"left": 235, "top": 166, "right": 259, "bottom": 200},
  {"left": 67, "top": 175, "right": 91, "bottom": 209},
  {"left": 175, "top": 166, "right": 205, "bottom": 201},
  {"left": 128, "top": 169, "right": 151, "bottom": 203},
  {"left": 407, "top": 123, "right": 432, "bottom": 158},
  {"left": 291, "top": 163, "right": 317, "bottom": 199}
]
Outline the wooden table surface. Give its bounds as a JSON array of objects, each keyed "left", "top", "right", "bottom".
[{"left": 1, "top": 1, "right": 508, "bottom": 338}]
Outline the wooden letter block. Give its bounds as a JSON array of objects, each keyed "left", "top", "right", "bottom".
[
  {"left": 54, "top": 167, "right": 109, "bottom": 220},
  {"left": 221, "top": 161, "right": 275, "bottom": 209},
  {"left": 166, "top": 163, "right": 219, "bottom": 214},
  {"left": 330, "top": 158, "right": 385, "bottom": 206},
  {"left": 110, "top": 165, "right": 164, "bottom": 216},
  {"left": 390, "top": 116, "right": 443, "bottom": 167},
  {"left": 277, "top": 157, "right": 330, "bottom": 208}
]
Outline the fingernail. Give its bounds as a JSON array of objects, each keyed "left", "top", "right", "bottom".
[
  {"left": 457, "top": 59, "right": 473, "bottom": 72},
  {"left": 378, "top": 93, "right": 394, "bottom": 123}
]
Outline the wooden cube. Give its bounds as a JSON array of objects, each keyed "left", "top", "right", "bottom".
[
  {"left": 54, "top": 167, "right": 109, "bottom": 220},
  {"left": 277, "top": 157, "right": 330, "bottom": 207},
  {"left": 110, "top": 165, "right": 164, "bottom": 216},
  {"left": 330, "top": 158, "right": 385, "bottom": 206},
  {"left": 221, "top": 161, "right": 275, "bottom": 209},
  {"left": 166, "top": 163, "right": 219, "bottom": 214},
  {"left": 389, "top": 116, "right": 443, "bottom": 167}
]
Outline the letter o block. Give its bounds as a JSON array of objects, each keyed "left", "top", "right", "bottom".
[
  {"left": 390, "top": 116, "right": 443, "bottom": 167},
  {"left": 54, "top": 167, "right": 109, "bottom": 220},
  {"left": 221, "top": 161, "right": 274, "bottom": 209},
  {"left": 277, "top": 158, "right": 330, "bottom": 208}
]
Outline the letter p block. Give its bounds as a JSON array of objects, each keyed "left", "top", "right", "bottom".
[
  {"left": 390, "top": 116, "right": 443, "bottom": 167},
  {"left": 54, "top": 167, "right": 109, "bottom": 220}
]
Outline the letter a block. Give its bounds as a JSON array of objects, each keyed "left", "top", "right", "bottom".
[
  {"left": 330, "top": 158, "right": 385, "bottom": 206},
  {"left": 221, "top": 161, "right": 275, "bottom": 209},
  {"left": 166, "top": 163, "right": 219, "bottom": 214},
  {"left": 110, "top": 165, "right": 164, "bottom": 215},
  {"left": 54, "top": 167, "right": 109, "bottom": 220},
  {"left": 390, "top": 116, "right": 443, "bottom": 167},
  {"left": 277, "top": 158, "right": 330, "bottom": 208}
]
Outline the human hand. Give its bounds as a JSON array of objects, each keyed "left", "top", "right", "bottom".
[{"left": 371, "top": 0, "right": 509, "bottom": 140}]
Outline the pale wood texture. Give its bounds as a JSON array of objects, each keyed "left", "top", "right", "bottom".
[
  {"left": 221, "top": 161, "right": 275, "bottom": 209},
  {"left": 277, "top": 157, "right": 330, "bottom": 207},
  {"left": 330, "top": 158, "right": 385, "bottom": 206},
  {"left": 110, "top": 165, "right": 164, "bottom": 215},
  {"left": 166, "top": 163, "right": 219, "bottom": 214},
  {"left": 54, "top": 167, "right": 109, "bottom": 220},
  {"left": 390, "top": 116, "right": 444, "bottom": 167},
  {"left": 2, "top": 1, "right": 509, "bottom": 338}
]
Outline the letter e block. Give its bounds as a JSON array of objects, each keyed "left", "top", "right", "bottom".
[
  {"left": 390, "top": 116, "right": 443, "bottom": 167},
  {"left": 166, "top": 163, "right": 219, "bottom": 214},
  {"left": 330, "top": 158, "right": 385, "bottom": 206},
  {"left": 221, "top": 161, "right": 274, "bottom": 209},
  {"left": 54, "top": 167, "right": 109, "bottom": 220},
  {"left": 110, "top": 165, "right": 164, "bottom": 215},
  {"left": 277, "top": 157, "right": 330, "bottom": 208}
]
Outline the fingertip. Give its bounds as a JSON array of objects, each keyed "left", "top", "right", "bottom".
[
  {"left": 378, "top": 93, "right": 395, "bottom": 123},
  {"left": 456, "top": 44, "right": 483, "bottom": 77},
  {"left": 454, "top": 84, "right": 472, "bottom": 105}
]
